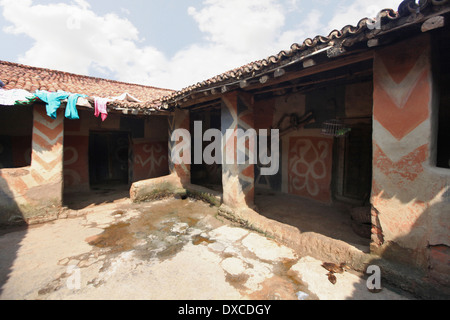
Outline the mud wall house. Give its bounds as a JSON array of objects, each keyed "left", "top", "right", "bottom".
[
  {"left": 0, "top": 61, "right": 173, "bottom": 224},
  {"left": 131, "top": 1, "right": 449, "bottom": 297}
]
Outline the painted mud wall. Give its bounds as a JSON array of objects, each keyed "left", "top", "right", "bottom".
[
  {"left": 221, "top": 91, "right": 255, "bottom": 208},
  {"left": 168, "top": 109, "right": 190, "bottom": 185},
  {"left": 131, "top": 116, "right": 169, "bottom": 183},
  {"left": 0, "top": 105, "right": 64, "bottom": 224},
  {"left": 165, "top": 84, "right": 372, "bottom": 208},
  {"left": 371, "top": 34, "right": 450, "bottom": 286},
  {"left": 64, "top": 110, "right": 169, "bottom": 192},
  {"left": 254, "top": 81, "right": 373, "bottom": 205}
]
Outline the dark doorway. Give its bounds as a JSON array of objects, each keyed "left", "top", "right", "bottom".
[
  {"left": 334, "top": 120, "right": 373, "bottom": 205},
  {"left": 89, "top": 131, "right": 130, "bottom": 186},
  {"left": 435, "top": 27, "right": 450, "bottom": 169},
  {"left": 190, "top": 108, "right": 222, "bottom": 192}
]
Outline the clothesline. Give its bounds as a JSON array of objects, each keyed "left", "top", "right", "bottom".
[{"left": 0, "top": 87, "right": 143, "bottom": 122}]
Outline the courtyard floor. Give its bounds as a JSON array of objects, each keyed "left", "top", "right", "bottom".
[{"left": 0, "top": 191, "right": 412, "bottom": 300}]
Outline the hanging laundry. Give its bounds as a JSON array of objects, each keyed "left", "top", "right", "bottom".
[
  {"left": 35, "top": 90, "right": 70, "bottom": 119},
  {"left": 0, "top": 88, "right": 37, "bottom": 106},
  {"left": 94, "top": 97, "right": 111, "bottom": 122},
  {"left": 65, "top": 94, "right": 87, "bottom": 120},
  {"left": 111, "top": 92, "right": 142, "bottom": 103}
]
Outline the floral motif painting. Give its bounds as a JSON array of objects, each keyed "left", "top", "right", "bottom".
[{"left": 288, "top": 136, "right": 333, "bottom": 203}]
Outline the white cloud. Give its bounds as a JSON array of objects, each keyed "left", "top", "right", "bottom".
[
  {"left": 188, "top": 0, "right": 285, "bottom": 56},
  {"left": 277, "top": 9, "right": 325, "bottom": 50},
  {"left": 1, "top": 0, "right": 169, "bottom": 87},
  {"left": 326, "top": 0, "right": 401, "bottom": 32},
  {"left": 0, "top": 0, "right": 403, "bottom": 91}
]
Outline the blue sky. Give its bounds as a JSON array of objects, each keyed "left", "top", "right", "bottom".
[{"left": 0, "top": 0, "right": 401, "bottom": 90}]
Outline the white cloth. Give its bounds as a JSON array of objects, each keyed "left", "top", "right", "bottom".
[
  {"left": 0, "top": 88, "right": 35, "bottom": 106},
  {"left": 111, "top": 92, "right": 142, "bottom": 103}
]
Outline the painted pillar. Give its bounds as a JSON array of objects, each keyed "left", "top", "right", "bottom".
[
  {"left": 28, "top": 106, "right": 64, "bottom": 213},
  {"left": 168, "top": 108, "right": 190, "bottom": 185},
  {"left": 221, "top": 91, "right": 255, "bottom": 208},
  {"left": 0, "top": 105, "right": 64, "bottom": 224},
  {"left": 372, "top": 34, "right": 450, "bottom": 279}
]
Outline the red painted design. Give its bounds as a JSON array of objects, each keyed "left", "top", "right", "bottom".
[
  {"left": 373, "top": 143, "right": 428, "bottom": 182},
  {"left": 374, "top": 70, "right": 430, "bottom": 140},
  {"left": 133, "top": 141, "right": 168, "bottom": 182},
  {"left": 373, "top": 36, "right": 431, "bottom": 141},
  {"left": 64, "top": 136, "right": 89, "bottom": 188},
  {"left": 288, "top": 137, "right": 333, "bottom": 203}
]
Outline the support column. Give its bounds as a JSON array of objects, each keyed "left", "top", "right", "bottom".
[
  {"left": 221, "top": 91, "right": 255, "bottom": 209},
  {"left": 371, "top": 34, "right": 448, "bottom": 270},
  {"left": 168, "top": 108, "right": 190, "bottom": 185},
  {"left": 28, "top": 105, "right": 64, "bottom": 214}
]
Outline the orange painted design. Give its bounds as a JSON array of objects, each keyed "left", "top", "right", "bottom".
[
  {"left": 378, "top": 44, "right": 427, "bottom": 84},
  {"left": 373, "top": 36, "right": 432, "bottom": 141},
  {"left": 32, "top": 154, "right": 62, "bottom": 172},
  {"left": 374, "top": 70, "right": 430, "bottom": 140},
  {"left": 33, "top": 121, "right": 64, "bottom": 141},
  {"left": 241, "top": 163, "right": 255, "bottom": 180},
  {"left": 374, "top": 144, "right": 428, "bottom": 182},
  {"left": 133, "top": 141, "right": 169, "bottom": 181},
  {"left": 32, "top": 134, "right": 63, "bottom": 151},
  {"left": 64, "top": 136, "right": 89, "bottom": 187},
  {"left": 245, "top": 187, "right": 255, "bottom": 205},
  {"left": 29, "top": 169, "right": 47, "bottom": 184},
  {"left": 1, "top": 172, "right": 28, "bottom": 195}
]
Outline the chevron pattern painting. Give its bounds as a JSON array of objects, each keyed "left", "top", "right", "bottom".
[
  {"left": 221, "top": 91, "right": 255, "bottom": 208},
  {"left": 30, "top": 107, "right": 64, "bottom": 185},
  {"left": 371, "top": 35, "right": 435, "bottom": 249}
]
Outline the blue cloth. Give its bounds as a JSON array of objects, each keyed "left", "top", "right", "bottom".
[
  {"left": 35, "top": 90, "right": 70, "bottom": 119},
  {"left": 65, "top": 94, "right": 87, "bottom": 120}
]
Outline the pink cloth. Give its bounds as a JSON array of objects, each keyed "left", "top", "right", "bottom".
[{"left": 94, "top": 97, "right": 110, "bottom": 121}]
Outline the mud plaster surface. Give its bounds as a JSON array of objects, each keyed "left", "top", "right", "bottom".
[{"left": 0, "top": 197, "right": 410, "bottom": 300}]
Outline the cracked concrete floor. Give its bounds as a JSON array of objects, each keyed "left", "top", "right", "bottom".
[{"left": 0, "top": 197, "right": 410, "bottom": 300}]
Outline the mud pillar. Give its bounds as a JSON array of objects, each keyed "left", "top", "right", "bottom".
[
  {"left": 221, "top": 91, "right": 255, "bottom": 209},
  {"left": 29, "top": 105, "right": 64, "bottom": 211},
  {"left": 372, "top": 34, "right": 449, "bottom": 273},
  {"left": 168, "top": 109, "right": 190, "bottom": 185}
]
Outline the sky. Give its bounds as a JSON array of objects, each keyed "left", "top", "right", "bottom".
[{"left": 0, "top": 0, "right": 402, "bottom": 91}]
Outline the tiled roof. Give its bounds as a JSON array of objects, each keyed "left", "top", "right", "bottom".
[
  {"left": 160, "top": 0, "right": 450, "bottom": 107},
  {"left": 0, "top": 60, "right": 174, "bottom": 110}
]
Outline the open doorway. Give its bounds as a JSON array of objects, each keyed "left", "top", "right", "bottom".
[
  {"left": 190, "top": 108, "right": 222, "bottom": 192},
  {"left": 89, "top": 131, "right": 130, "bottom": 187},
  {"left": 333, "top": 120, "right": 373, "bottom": 205}
]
